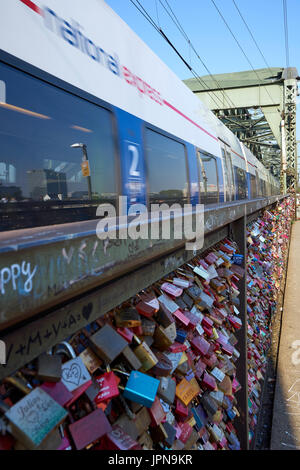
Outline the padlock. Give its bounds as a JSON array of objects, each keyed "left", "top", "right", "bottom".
[
  {"left": 175, "top": 352, "right": 190, "bottom": 376},
  {"left": 89, "top": 324, "right": 128, "bottom": 363},
  {"left": 37, "top": 352, "right": 62, "bottom": 383},
  {"left": 53, "top": 341, "right": 77, "bottom": 359},
  {"left": 193, "top": 264, "right": 210, "bottom": 281},
  {"left": 135, "top": 291, "right": 159, "bottom": 318},
  {"left": 191, "top": 403, "right": 208, "bottom": 429},
  {"left": 116, "top": 327, "right": 134, "bottom": 343},
  {"left": 175, "top": 296, "right": 190, "bottom": 311},
  {"left": 191, "top": 335, "right": 210, "bottom": 356},
  {"left": 148, "top": 396, "right": 166, "bottom": 427},
  {"left": 4, "top": 374, "right": 33, "bottom": 396},
  {"left": 161, "top": 282, "right": 183, "bottom": 298},
  {"left": 172, "top": 277, "right": 190, "bottom": 288},
  {"left": 94, "top": 366, "right": 119, "bottom": 403},
  {"left": 163, "top": 321, "right": 177, "bottom": 342},
  {"left": 183, "top": 428, "right": 199, "bottom": 449},
  {"left": 205, "top": 252, "right": 219, "bottom": 265},
  {"left": 68, "top": 408, "right": 112, "bottom": 450},
  {"left": 162, "top": 421, "right": 177, "bottom": 447},
  {"left": 218, "top": 375, "right": 233, "bottom": 396},
  {"left": 210, "top": 367, "right": 225, "bottom": 383},
  {"left": 173, "top": 309, "right": 190, "bottom": 327},
  {"left": 104, "top": 424, "right": 140, "bottom": 450},
  {"left": 113, "top": 369, "right": 160, "bottom": 408},
  {"left": 134, "top": 406, "right": 151, "bottom": 436},
  {"left": 176, "top": 329, "right": 188, "bottom": 344},
  {"left": 115, "top": 308, "right": 142, "bottom": 328},
  {"left": 202, "top": 352, "right": 218, "bottom": 369},
  {"left": 178, "top": 422, "right": 193, "bottom": 444},
  {"left": 152, "top": 352, "right": 173, "bottom": 377},
  {"left": 183, "top": 311, "right": 199, "bottom": 329},
  {"left": 141, "top": 317, "right": 156, "bottom": 336},
  {"left": 164, "top": 351, "right": 183, "bottom": 375},
  {"left": 176, "top": 378, "right": 199, "bottom": 407},
  {"left": 169, "top": 342, "right": 187, "bottom": 354},
  {"left": 114, "top": 414, "right": 139, "bottom": 441},
  {"left": 156, "top": 303, "right": 175, "bottom": 328},
  {"left": 84, "top": 381, "right": 101, "bottom": 404},
  {"left": 153, "top": 325, "right": 173, "bottom": 351},
  {"left": 157, "top": 377, "right": 176, "bottom": 405},
  {"left": 40, "top": 380, "right": 73, "bottom": 407},
  {"left": 180, "top": 292, "right": 194, "bottom": 310},
  {"left": 200, "top": 393, "right": 218, "bottom": 417},
  {"left": 175, "top": 399, "right": 189, "bottom": 418},
  {"left": 210, "top": 390, "right": 224, "bottom": 407},
  {"left": 79, "top": 347, "right": 102, "bottom": 374},
  {"left": 5, "top": 387, "right": 68, "bottom": 450},
  {"left": 61, "top": 356, "right": 92, "bottom": 394},
  {"left": 158, "top": 293, "right": 179, "bottom": 314},
  {"left": 121, "top": 345, "right": 142, "bottom": 370},
  {"left": 133, "top": 335, "right": 158, "bottom": 372}
]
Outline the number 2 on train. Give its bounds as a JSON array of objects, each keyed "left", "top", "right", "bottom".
[{"left": 128, "top": 144, "right": 140, "bottom": 177}]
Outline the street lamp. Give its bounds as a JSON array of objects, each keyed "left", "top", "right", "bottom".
[{"left": 70, "top": 143, "right": 92, "bottom": 200}]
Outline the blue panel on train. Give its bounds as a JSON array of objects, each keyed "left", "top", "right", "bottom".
[
  {"left": 246, "top": 172, "right": 251, "bottom": 199},
  {"left": 114, "top": 108, "right": 147, "bottom": 212}
]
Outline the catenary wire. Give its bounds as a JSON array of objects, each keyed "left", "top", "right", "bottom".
[
  {"left": 232, "top": 0, "right": 273, "bottom": 76},
  {"left": 158, "top": 0, "right": 237, "bottom": 109},
  {"left": 129, "top": 0, "right": 231, "bottom": 110},
  {"left": 210, "top": 0, "right": 281, "bottom": 115}
]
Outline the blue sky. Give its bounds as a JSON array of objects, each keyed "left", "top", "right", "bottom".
[{"left": 106, "top": 0, "right": 300, "bottom": 146}]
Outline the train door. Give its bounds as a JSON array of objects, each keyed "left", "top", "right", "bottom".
[{"left": 220, "top": 144, "right": 234, "bottom": 201}]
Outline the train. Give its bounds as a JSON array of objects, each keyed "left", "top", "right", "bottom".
[{"left": 0, "top": 0, "right": 280, "bottom": 234}]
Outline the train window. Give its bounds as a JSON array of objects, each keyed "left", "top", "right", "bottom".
[
  {"left": 250, "top": 174, "right": 257, "bottom": 198},
  {"left": 145, "top": 128, "right": 189, "bottom": 205},
  {"left": 0, "top": 62, "right": 117, "bottom": 231},
  {"left": 235, "top": 167, "right": 247, "bottom": 200},
  {"left": 197, "top": 152, "right": 219, "bottom": 204}
]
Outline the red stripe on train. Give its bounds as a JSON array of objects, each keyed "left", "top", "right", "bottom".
[
  {"left": 163, "top": 99, "right": 219, "bottom": 142},
  {"left": 20, "top": 0, "right": 42, "bottom": 15}
]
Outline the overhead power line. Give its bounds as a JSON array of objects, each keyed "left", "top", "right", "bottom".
[
  {"left": 232, "top": 0, "right": 273, "bottom": 76},
  {"left": 210, "top": 0, "right": 281, "bottom": 115},
  {"left": 158, "top": 0, "right": 237, "bottom": 109},
  {"left": 128, "top": 0, "right": 236, "bottom": 110}
]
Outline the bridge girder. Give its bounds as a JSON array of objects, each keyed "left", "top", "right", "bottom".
[{"left": 184, "top": 67, "right": 299, "bottom": 191}]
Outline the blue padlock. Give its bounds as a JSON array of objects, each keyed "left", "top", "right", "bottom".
[
  {"left": 114, "top": 369, "right": 160, "bottom": 408},
  {"left": 232, "top": 254, "right": 244, "bottom": 265},
  {"left": 175, "top": 329, "right": 187, "bottom": 344}
]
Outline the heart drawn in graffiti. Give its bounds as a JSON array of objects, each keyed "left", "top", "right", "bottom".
[
  {"left": 26, "top": 410, "right": 40, "bottom": 425},
  {"left": 62, "top": 363, "right": 82, "bottom": 386},
  {"left": 82, "top": 303, "right": 93, "bottom": 321}
]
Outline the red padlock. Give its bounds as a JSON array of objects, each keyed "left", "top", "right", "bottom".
[{"left": 94, "top": 370, "right": 120, "bottom": 403}]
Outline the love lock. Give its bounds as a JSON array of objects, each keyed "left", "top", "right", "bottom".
[{"left": 52, "top": 341, "right": 77, "bottom": 360}]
